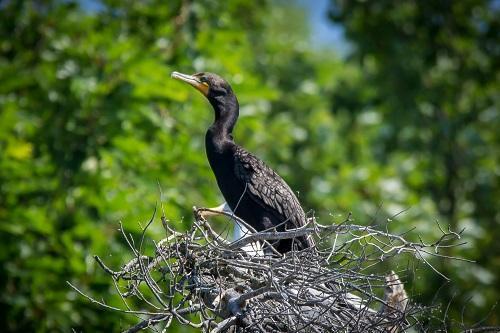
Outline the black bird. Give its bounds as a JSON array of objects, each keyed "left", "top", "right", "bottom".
[{"left": 171, "top": 71, "right": 314, "bottom": 254}]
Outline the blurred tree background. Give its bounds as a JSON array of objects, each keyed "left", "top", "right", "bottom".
[{"left": 0, "top": 0, "right": 498, "bottom": 331}]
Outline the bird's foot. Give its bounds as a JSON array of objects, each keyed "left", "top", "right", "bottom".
[
  {"left": 193, "top": 206, "right": 206, "bottom": 221},
  {"left": 193, "top": 203, "right": 230, "bottom": 221}
]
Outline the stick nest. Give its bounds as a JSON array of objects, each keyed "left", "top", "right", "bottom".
[{"left": 71, "top": 207, "right": 467, "bottom": 332}]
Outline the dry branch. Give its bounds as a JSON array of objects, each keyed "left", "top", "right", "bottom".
[{"left": 71, "top": 206, "right": 470, "bottom": 332}]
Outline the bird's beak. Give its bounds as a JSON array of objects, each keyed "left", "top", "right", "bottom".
[{"left": 171, "top": 71, "right": 209, "bottom": 96}]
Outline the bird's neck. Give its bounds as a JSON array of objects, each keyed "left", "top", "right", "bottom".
[{"left": 208, "top": 94, "right": 239, "bottom": 142}]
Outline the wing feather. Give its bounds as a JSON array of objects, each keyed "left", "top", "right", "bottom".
[{"left": 233, "top": 147, "right": 307, "bottom": 230}]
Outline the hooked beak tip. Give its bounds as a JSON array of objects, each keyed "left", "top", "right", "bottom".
[{"left": 171, "top": 71, "right": 209, "bottom": 97}]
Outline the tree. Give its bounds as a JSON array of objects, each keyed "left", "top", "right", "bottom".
[
  {"left": 0, "top": 0, "right": 271, "bottom": 331},
  {"left": 328, "top": 0, "right": 500, "bottom": 328},
  {"left": 1, "top": 0, "right": 497, "bottom": 331}
]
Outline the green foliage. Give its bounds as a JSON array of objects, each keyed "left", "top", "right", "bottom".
[
  {"left": 0, "top": 0, "right": 497, "bottom": 331},
  {"left": 328, "top": 0, "right": 500, "bottom": 328}
]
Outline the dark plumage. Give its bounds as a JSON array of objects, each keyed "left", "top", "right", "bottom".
[{"left": 172, "top": 71, "right": 314, "bottom": 254}]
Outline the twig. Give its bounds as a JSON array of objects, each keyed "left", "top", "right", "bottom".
[{"left": 74, "top": 203, "right": 475, "bottom": 332}]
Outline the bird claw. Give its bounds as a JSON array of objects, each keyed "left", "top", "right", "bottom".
[{"left": 193, "top": 206, "right": 206, "bottom": 221}]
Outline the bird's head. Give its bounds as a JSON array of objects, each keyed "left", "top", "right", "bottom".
[
  {"left": 171, "top": 71, "right": 239, "bottom": 130},
  {"left": 171, "top": 71, "right": 233, "bottom": 101}
]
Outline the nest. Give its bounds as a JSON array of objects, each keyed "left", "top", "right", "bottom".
[{"left": 70, "top": 206, "right": 466, "bottom": 332}]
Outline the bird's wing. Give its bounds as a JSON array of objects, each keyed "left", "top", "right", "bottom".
[{"left": 233, "top": 146, "right": 307, "bottom": 229}]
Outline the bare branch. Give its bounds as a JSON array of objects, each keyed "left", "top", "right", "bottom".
[{"left": 71, "top": 203, "right": 480, "bottom": 332}]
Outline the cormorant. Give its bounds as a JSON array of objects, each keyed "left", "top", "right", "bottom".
[{"left": 171, "top": 71, "right": 314, "bottom": 254}]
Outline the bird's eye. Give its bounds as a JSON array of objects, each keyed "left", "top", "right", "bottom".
[{"left": 200, "top": 77, "right": 208, "bottom": 84}]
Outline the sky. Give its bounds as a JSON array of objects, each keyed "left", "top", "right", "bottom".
[{"left": 298, "top": 0, "right": 349, "bottom": 55}]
